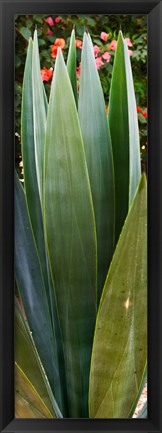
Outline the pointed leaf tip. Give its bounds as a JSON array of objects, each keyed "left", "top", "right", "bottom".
[
  {"left": 55, "top": 46, "right": 64, "bottom": 66},
  {"left": 139, "top": 172, "right": 147, "bottom": 191},
  {"left": 28, "top": 37, "right": 33, "bottom": 47},
  {"left": 118, "top": 29, "right": 124, "bottom": 39},
  {"left": 67, "top": 28, "right": 78, "bottom": 106}
]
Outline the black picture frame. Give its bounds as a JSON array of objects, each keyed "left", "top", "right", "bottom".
[{"left": 0, "top": 0, "right": 162, "bottom": 432}]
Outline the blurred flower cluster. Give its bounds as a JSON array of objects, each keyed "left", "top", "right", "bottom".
[
  {"left": 15, "top": 14, "right": 147, "bottom": 175},
  {"left": 39, "top": 26, "right": 134, "bottom": 81}
]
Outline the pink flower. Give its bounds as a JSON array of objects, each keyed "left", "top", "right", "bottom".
[
  {"left": 51, "top": 39, "right": 65, "bottom": 58},
  {"left": 93, "top": 45, "right": 100, "bottom": 57},
  {"left": 40, "top": 67, "right": 53, "bottom": 82},
  {"left": 95, "top": 56, "right": 104, "bottom": 69},
  {"left": 100, "top": 32, "right": 109, "bottom": 42},
  {"left": 109, "top": 40, "right": 117, "bottom": 50},
  {"left": 142, "top": 110, "right": 147, "bottom": 118},
  {"left": 45, "top": 17, "right": 54, "bottom": 27},
  {"left": 47, "top": 28, "right": 53, "bottom": 36},
  {"left": 136, "top": 106, "right": 143, "bottom": 113},
  {"left": 75, "top": 39, "right": 82, "bottom": 49},
  {"left": 128, "top": 49, "right": 133, "bottom": 57},
  {"left": 102, "top": 52, "right": 111, "bottom": 62},
  {"left": 55, "top": 16, "right": 61, "bottom": 23},
  {"left": 125, "top": 37, "right": 133, "bottom": 47}
]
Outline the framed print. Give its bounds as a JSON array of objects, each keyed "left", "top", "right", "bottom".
[{"left": 0, "top": 1, "right": 162, "bottom": 432}]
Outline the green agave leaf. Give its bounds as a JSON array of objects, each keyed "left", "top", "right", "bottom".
[
  {"left": 44, "top": 48, "right": 97, "bottom": 417},
  {"left": 21, "top": 33, "right": 71, "bottom": 417},
  {"left": 123, "top": 37, "right": 141, "bottom": 206},
  {"left": 42, "top": 81, "right": 48, "bottom": 115},
  {"left": 78, "top": 32, "right": 115, "bottom": 303},
  {"left": 15, "top": 364, "right": 53, "bottom": 418},
  {"left": 15, "top": 173, "right": 64, "bottom": 415},
  {"left": 33, "top": 32, "right": 64, "bottom": 374},
  {"left": 67, "top": 28, "right": 78, "bottom": 106},
  {"left": 137, "top": 401, "right": 147, "bottom": 419},
  {"left": 32, "top": 29, "right": 47, "bottom": 204},
  {"left": 89, "top": 174, "right": 147, "bottom": 418},
  {"left": 21, "top": 37, "right": 52, "bottom": 318},
  {"left": 15, "top": 300, "right": 60, "bottom": 418},
  {"left": 108, "top": 30, "right": 141, "bottom": 244}
]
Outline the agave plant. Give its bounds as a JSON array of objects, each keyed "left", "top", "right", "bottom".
[{"left": 15, "top": 28, "right": 147, "bottom": 419}]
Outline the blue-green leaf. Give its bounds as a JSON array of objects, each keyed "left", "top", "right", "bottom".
[
  {"left": 21, "top": 34, "right": 69, "bottom": 417},
  {"left": 67, "top": 28, "right": 78, "bottom": 106},
  {"left": 78, "top": 32, "right": 115, "bottom": 303},
  {"left": 15, "top": 173, "right": 64, "bottom": 415},
  {"left": 44, "top": 48, "right": 97, "bottom": 417},
  {"left": 32, "top": 29, "right": 47, "bottom": 204},
  {"left": 21, "top": 37, "right": 52, "bottom": 316}
]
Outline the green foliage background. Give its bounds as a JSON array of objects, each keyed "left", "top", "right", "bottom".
[{"left": 15, "top": 14, "right": 147, "bottom": 174}]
